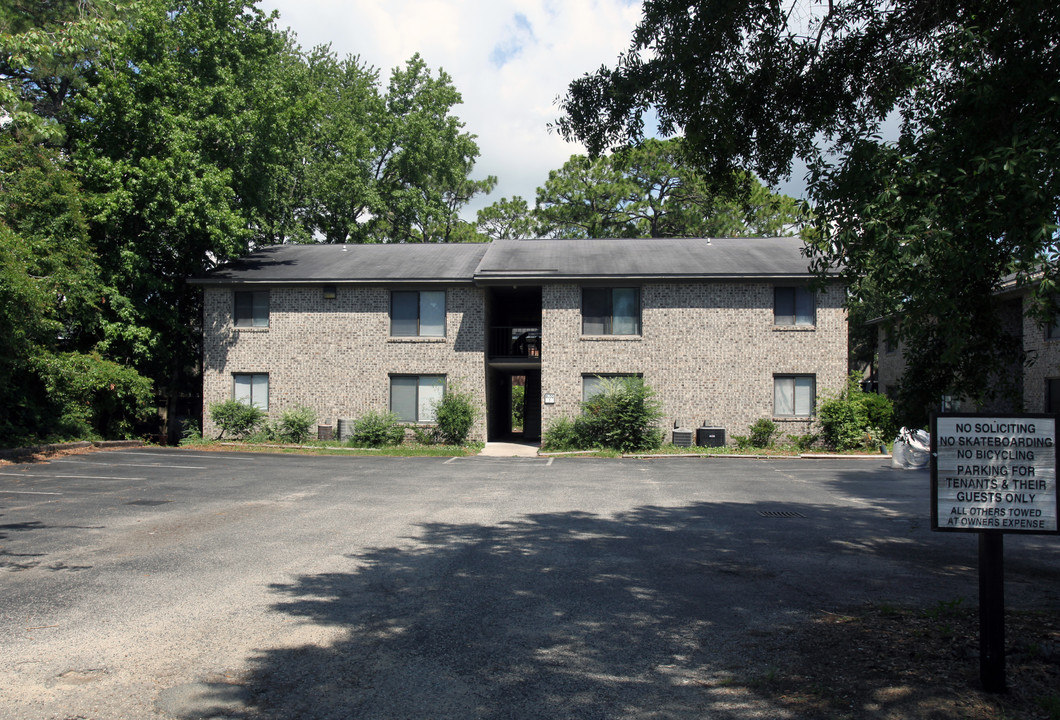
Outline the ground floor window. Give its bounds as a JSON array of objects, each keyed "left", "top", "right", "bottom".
[
  {"left": 233, "top": 373, "right": 268, "bottom": 410},
  {"left": 391, "top": 375, "right": 445, "bottom": 422},
  {"left": 582, "top": 373, "right": 640, "bottom": 403},
  {"left": 774, "top": 375, "right": 814, "bottom": 417}
]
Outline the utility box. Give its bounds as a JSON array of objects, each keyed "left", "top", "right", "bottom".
[
  {"left": 696, "top": 426, "right": 725, "bottom": 447},
  {"left": 673, "top": 429, "right": 694, "bottom": 447},
  {"left": 317, "top": 425, "right": 334, "bottom": 441}
]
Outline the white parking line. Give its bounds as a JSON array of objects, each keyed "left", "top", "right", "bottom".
[
  {"left": 107, "top": 451, "right": 248, "bottom": 461},
  {"left": 51, "top": 460, "right": 207, "bottom": 470},
  {"left": 0, "top": 490, "right": 62, "bottom": 495},
  {"left": 0, "top": 472, "right": 147, "bottom": 481}
]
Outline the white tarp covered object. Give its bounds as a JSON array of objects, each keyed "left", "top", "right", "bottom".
[{"left": 891, "top": 427, "right": 930, "bottom": 469}]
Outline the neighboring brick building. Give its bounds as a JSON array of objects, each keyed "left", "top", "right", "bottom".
[
  {"left": 192, "top": 238, "right": 848, "bottom": 443},
  {"left": 876, "top": 282, "right": 1059, "bottom": 415}
]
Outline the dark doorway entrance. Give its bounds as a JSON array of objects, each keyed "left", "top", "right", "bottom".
[{"left": 488, "top": 369, "right": 541, "bottom": 441}]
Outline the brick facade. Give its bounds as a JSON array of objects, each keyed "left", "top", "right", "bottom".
[
  {"left": 1023, "top": 296, "right": 1060, "bottom": 413},
  {"left": 540, "top": 282, "right": 848, "bottom": 439},
  {"left": 202, "top": 285, "right": 488, "bottom": 440},
  {"left": 202, "top": 279, "right": 848, "bottom": 444}
]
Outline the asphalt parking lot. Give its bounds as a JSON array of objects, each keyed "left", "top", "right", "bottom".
[{"left": 2, "top": 448, "right": 1059, "bottom": 719}]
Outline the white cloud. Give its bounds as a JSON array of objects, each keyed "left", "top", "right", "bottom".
[{"left": 258, "top": 0, "right": 645, "bottom": 220}]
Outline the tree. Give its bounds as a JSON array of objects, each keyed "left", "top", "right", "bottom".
[
  {"left": 476, "top": 138, "right": 805, "bottom": 240},
  {"left": 67, "top": 0, "right": 299, "bottom": 440},
  {"left": 370, "top": 54, "right": 495, "bottom": 243},
  {"left": 0, "top": 133, "right": 152, "bottom": 444},
  {"left": 476, "top": 195, "right": 536, "bottom": 240},
  {"left": 557, "top": 0, "right": 1060, "bottom": 421}
]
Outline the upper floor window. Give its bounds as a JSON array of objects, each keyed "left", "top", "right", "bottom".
[
  {"left": 233, "top": 373, "right": 268, "bottom": 410},
  {"left": 235, "top": 290, "right": 269, "bottom": 327},
  {"left": 774, "top": 286, "right": 815, "bottom": 326},
  {"left": 391, "top": 290, "right": 446, "bottom": 337},
  {"left": 774, "top": 374, "right": 815, "bottom": 417},
  {"left": 582, "top": 287, "right": 641, "bottom": 335}
]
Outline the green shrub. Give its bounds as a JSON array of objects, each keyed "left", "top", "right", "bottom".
[
  {"left": 432, "top": 386, "right": 477, "bottom": 445},
  {"left": 511, "top": 384, "right": 525, "bottom": 429},
  {"left": 411, "top": 426, "right": 436, "bottom": 445},
  {"left": 787, "top": 433, "right": 818, "bottom": 452},
  {"left": 860, "top": 391, "right": 897, "bottom": 440},
  {"left": 209, "top": 399, "right": 266, "bottom": 439},
  {"left": 817, "top": 373, "right": 897, "bottom": 450},
  {"left": 748, "top": 418, "right": 777, "bottom": 448},
  {"left": 179, "top": 419, "right": 207, "bottom": 446},
  {"left": 278, "top": 406, "right": 316, "bottom": 444},
  {"left": 578, "top": 376, "right": 664, "bottom": 453},
  {"left": 350, "top": 410, "right": 405, "bottom": 447},
  {"left": 542, "top": 416, "right": 586, "bottom": 451},
  {"left": 30, "top": 351, "right": 153, "bottom": 440}
]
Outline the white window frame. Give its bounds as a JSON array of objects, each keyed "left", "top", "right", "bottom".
[{"left": 233, "top": 373, "right": 268, "bottom": 410}]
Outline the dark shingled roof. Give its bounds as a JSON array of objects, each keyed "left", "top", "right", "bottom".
[
  {"left": 476, "top": 237, "right": 815, "bottom": 280},
  {"left": 192, "top": 243, "right": 490, "bottom": 284},
  {"left": 191, "top": 237, "right": 820, "bottom": 285}
]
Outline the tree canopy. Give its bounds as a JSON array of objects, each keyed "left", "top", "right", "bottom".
[
  {"left": 0, "top": 0, "right": 494, "bottom": 444},
  {"left": 478, "top": 138, "right": 805, "bottom": 240},
  {"left": 557, "top": 0, "right": 1060, "bottom": 421}
]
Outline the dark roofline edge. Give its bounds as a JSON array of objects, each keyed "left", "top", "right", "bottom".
[{"left": 189, "top": 273, "right": 842, "bottom": 286}]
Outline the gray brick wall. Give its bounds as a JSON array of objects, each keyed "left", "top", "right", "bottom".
[
  {"left": 1023, "top": 295, "right": 1060, "bottom": 413},
  {"left": 203, "top": 280, "right": 848, "bottom": 445},
  {"left": 202, "top": 285, "right": 488, "bottom": 441},
  {"left": 540, "top": 282, "right": 848, "bottom": 440}
]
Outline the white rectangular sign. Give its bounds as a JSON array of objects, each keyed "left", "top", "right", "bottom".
[{"left": 933, "top": 415, "right": 1058, "bottom": 533}]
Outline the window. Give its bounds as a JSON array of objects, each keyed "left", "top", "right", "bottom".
[
  {"left": 234, "top": 290, "right": 269, "bottom": 327},
  {"left": 774, "top": 287, "right": 815, "bottom": 326},
  {"left": 1047, "top": 317, "right": 1060, "bottom": 340},
  {"left": 582, "top": 287, "right": 641, "bottom": 335},
  {"left": 233, "top": 373, "right": 268, "bottom": 410},
  {"left": 774, "top": 375, "right": 815, "bottom": 417},
  {"left": 391, "top": 290, "right": 446, "bottom": 337},
  {"left": 1047, "top": 379, "right": 1060, "bottom": 413},
  {"left": 390, "top": 375, "right": 445, "bottom": 422},
  {"left": 582, "top": 374, "right": 639, "bottom": 403}
]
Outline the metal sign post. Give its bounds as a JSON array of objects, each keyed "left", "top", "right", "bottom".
[{"left": 931, "top": 413, "right": 1058, "bottom": 693}]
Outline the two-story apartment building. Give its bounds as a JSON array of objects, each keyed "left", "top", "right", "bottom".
[{"left": 192, "top": 237, "right": 848, "bottom": 444}]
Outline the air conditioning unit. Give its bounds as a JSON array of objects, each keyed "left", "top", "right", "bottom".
[
  {"left": 696, "top": 426, "right": 725, "bottom": 447},
  {"left": 673, "top": 429, "right": 694, "bottom": 447}
]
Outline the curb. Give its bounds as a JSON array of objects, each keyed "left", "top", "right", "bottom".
[{"left": 0, "top": 439, "right": 143, "bottom": 461}]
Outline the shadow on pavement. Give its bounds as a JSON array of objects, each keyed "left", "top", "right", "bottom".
[{"left": 192, "top": 492, "right": 1060, "bottom": 719}]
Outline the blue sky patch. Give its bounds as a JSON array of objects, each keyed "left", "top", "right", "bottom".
[{"left": 490, "top": 12, "right": 536, "bottom": 68}]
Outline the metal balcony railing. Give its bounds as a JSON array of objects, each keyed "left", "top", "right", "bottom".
[{"left": 489, "top": 326, "right": 541, "bottom": 359}]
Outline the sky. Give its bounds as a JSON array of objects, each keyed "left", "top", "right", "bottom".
[
  {"left": 256, "top": 0, "right": 809, "bottom": 222},
  {"left": 255, "top": 0, "right": 646, "bottom": 220}
]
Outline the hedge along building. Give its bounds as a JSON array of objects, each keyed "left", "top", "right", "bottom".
[{"left": 191, "top": 237, "right": 848, "bottom": 444}]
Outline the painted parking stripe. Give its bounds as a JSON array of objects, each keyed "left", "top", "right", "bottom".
[
  {"left": 0, "top": 490, "right": 63, "bottom": 495},
  {"left": 107, "top": 451, "right": 249, "bottom": 461},
  {"left": 0, "top": 472, "right": 146, "bottom": 481},
  {"left": 51, "top": 460, "right": 207, "bottom": 470}
]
